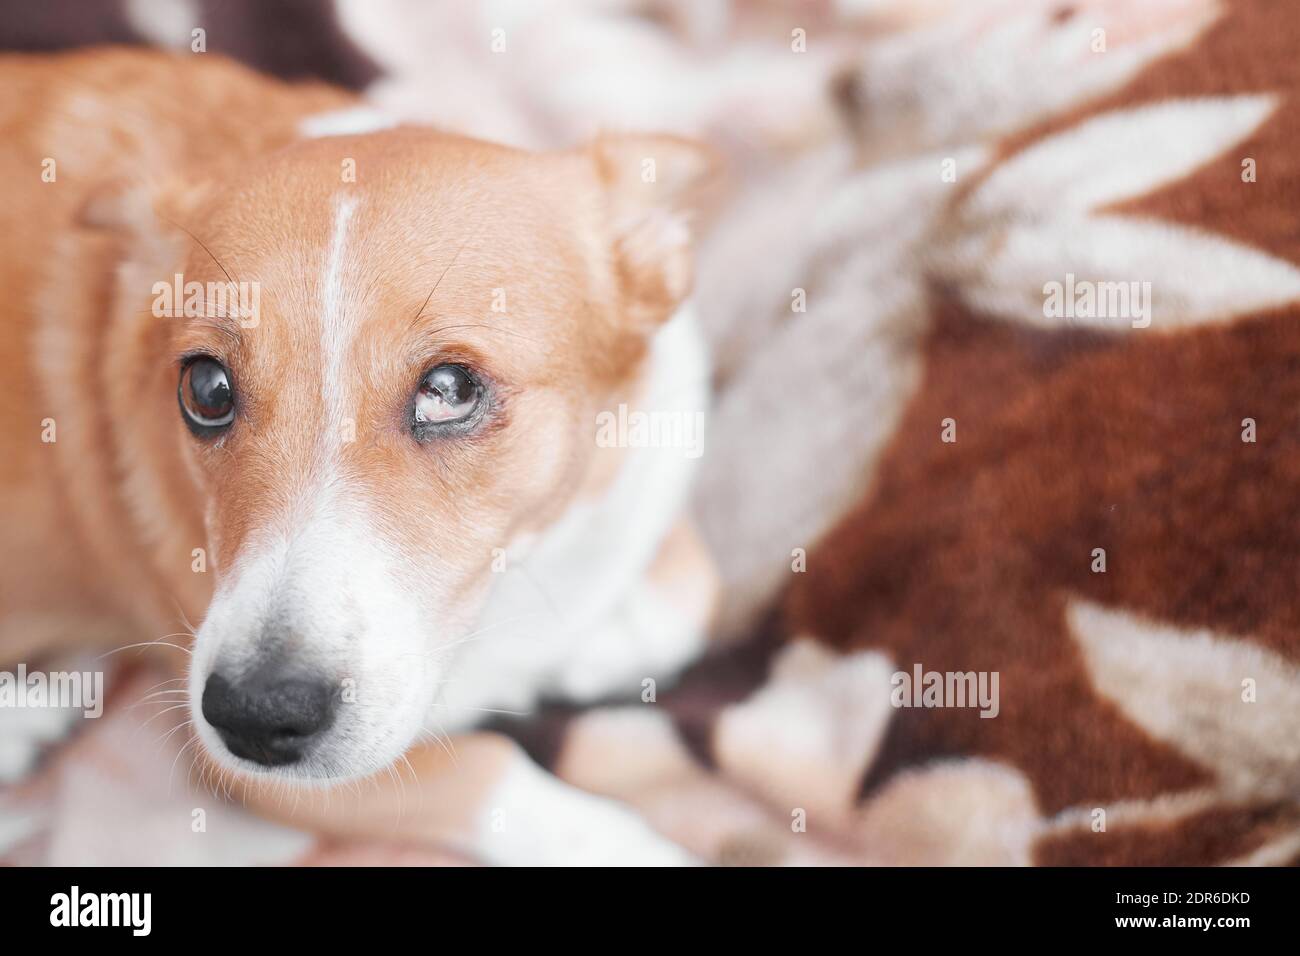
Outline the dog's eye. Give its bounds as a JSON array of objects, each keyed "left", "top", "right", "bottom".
[
  {"left": 413, "top": 364, "right": 483, "bottom": 434},
  {"left": 179, "top": 356, "right": 235, "bottom": 436}
]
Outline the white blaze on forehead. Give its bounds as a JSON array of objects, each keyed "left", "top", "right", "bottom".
[
  {"left": 321, "top": 195, "right": 360, "bottom": 453},
  {"left": 186, "top": 195, "right": 467, "bottom": 781}
]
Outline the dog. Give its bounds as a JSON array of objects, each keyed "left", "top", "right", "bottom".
[{"left": 0, "top": 47, "right": 716, "bottom": 865}]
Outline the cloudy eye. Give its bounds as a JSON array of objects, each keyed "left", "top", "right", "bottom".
[
  {"left": 413, "top": 364, "right": 484, "bottom": 435},
  {"left": 179, "top": 356, "right": 235, "bottom": 436}
]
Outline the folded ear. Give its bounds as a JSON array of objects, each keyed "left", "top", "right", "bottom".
[{"left": 592, "top": 133, "right": 720, "bottom": 328}]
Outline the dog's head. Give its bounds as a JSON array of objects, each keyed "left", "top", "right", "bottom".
[{"left": 112, "top": 128, "right": 710, "bottom": 781}]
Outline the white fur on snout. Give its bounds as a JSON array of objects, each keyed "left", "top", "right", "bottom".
[{"left": 189, "top": 489, "right": 446, "bottom": 783}]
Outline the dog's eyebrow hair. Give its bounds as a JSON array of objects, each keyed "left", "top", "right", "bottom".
[
  {"left": 135, "top": 300, "right": 245, "bottom": 342},
  {"left": 410, "top": 258, "right": 456, "bottom": 326},
  {"left": 160, "top": 216, "right": 244, "bottom": 289},
  {"left": 184, "top": 314, "right": 245, "bottom": 346},
  {"left": 407, "top": 222, "right": 489, "bottom": 332},
  {"left": 420, "top": 323, "right": 542, "bottom": 346}
]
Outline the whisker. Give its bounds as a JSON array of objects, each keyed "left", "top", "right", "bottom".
[
  {"left": 174, "top": 604, "right": 199, "bottom": 638},
  {"left": 133, "top": 703, "right": 191, "bottom": 736},
  {"left": 384, "top": 763, "right": 405, "bottom": 826},
  {"left": 156, "top": 719, "right": 193, "bottom": 753},
  {"left": 125, "top": 690, "right": 190, "bottom": 712},
  {"left": 425, "top": 722, "right": 459, "bottom": 768},
  {"left": 139, "top": 677, "right": 187, "bottom": 692},
  {"left": 99, "top": 638, "right": 192, "bottom": 660},
  {"left": 168, "top": 735, "right": 200, "bottom": 796}
]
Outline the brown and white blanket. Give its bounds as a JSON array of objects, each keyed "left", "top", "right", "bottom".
[
  {"left": 4, "top": 0, "right": 1299, "bottom": 866},
  {"left": 688, "top": 0, "right": 1300, "bottom": 866}
]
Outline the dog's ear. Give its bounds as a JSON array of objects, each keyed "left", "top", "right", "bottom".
[{"left": 591, "top": 133, "right": 721, "bottom": 328}]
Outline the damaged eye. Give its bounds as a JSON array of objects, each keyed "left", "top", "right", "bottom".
[
  {"left": 179, "top": 356, "right": 235, "bottom": 436},
  {"left": 412, "top": 364, "right": 484, "bottom": 434}
]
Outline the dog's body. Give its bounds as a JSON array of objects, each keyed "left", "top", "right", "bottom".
[{"left": 0, "top": 48, "right": 715, "bottom": 864}]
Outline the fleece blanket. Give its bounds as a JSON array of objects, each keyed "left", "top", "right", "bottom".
[
  {"left": 690, "top": 0, "right": 1300, "bottom": 866},
  {"left": 6, "top": 0, "right": 1300, "bottom": 866}
]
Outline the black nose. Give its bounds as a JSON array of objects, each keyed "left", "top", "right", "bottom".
[{"left": 201, "top": 671, "right": 338, "bottom": 766}]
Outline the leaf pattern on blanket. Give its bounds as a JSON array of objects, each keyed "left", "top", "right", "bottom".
[
  {"left": 937, "top": 94, "right": 1300, "bottom": 330},
  {"left": 1069, "top": 600, "right": 1300, "bottom": 800}
]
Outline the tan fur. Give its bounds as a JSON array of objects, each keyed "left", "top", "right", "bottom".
[
  {"left": 0, "top": 48, "right": 714, "bottom": 859},
  {"left": 0, "top": 49, "right": 354, "bottom": 654}
]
